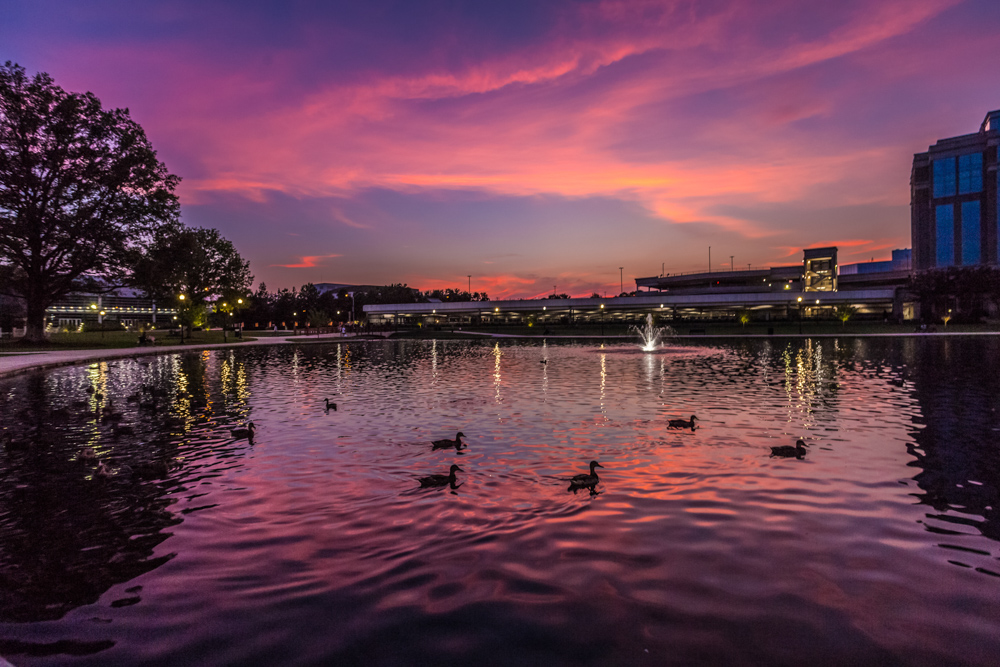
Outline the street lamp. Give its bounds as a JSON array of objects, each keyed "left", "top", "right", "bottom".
[
  {"left": 178, "top": 294, "right": 186, "bottom": 342},
  {"left": 619, "top": 267, "right": 623, "bottom": 296}
]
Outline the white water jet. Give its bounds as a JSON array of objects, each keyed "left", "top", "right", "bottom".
[{"left": 631, "top": 313, "right": 672, "bottom": 352}]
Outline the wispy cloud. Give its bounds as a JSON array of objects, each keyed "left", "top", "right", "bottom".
[{"left": 9, "top": 0, "right": 992, "bottom": 295}]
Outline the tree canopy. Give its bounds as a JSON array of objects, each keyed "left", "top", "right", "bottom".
[
  {"left": 0, "top": 62, "right": 180, "bottom": 342},
  {"left": 132, "top": 226, "right": 253, "bottom": 329}
]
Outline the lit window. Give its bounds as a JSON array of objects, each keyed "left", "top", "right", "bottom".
[
  {"left": 958, "top": 153, "right": 982, "bottom": 194},
  {"left": 936, "top": 204, "right": 954, "bottom": 267},
  {"left": 933, "top": 157, "right": 956, "bottom": 197},
  {"left": 961, "top": 201, "right": 980, "bottom": 265}
]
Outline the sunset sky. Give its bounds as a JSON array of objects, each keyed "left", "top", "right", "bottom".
[{"left": 4, "top": 0, "right": 1000, "bottom": 298}]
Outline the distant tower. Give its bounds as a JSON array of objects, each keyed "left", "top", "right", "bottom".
[{"left": 911, "top": 110, "right": 1000, "bottom": 271}]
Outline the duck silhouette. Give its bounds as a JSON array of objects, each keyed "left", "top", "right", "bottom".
[
  {"left": 325, "top": 398, "right": 337, "bottom": 411},
  {"left": 568, "top": 460, "right": 603, "bottom": 493},
  {"left": 432, "top": 432, "right": 466, "bottom": 451},
  {"left": 770, "top": 439, "right": 808, "bottom": 459},
  {"left": 668, "top": 415, "right": 698, "bottom": 429},
  {"left": 419, "top": 464, "right": 463, "bottom": 488},
  {"left": 231, "top": 422, "right": 256, "bottom": 440}
]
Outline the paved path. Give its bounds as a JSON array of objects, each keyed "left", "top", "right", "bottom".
[{"left": 0, "top": 333, "right": 387, "bottom": 378}]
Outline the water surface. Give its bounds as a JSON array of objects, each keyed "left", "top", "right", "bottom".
[{"left": 1, "top": 338, "right": 999, "bottom": 665}]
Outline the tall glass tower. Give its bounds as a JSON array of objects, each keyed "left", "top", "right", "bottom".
[{"left": 911, "top": 110, "right": 1000, "bottom": 271}]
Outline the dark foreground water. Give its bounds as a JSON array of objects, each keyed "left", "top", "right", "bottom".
[{"left": 1, "top": 337, "right": 999, "bottom": 666}]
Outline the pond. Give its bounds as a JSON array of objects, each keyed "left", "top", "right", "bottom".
[{"left": 1, "top": 338, "right": 999, "bottom": 665}]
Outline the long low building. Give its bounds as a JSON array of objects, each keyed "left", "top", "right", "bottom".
[
  {"left": 364, "top": 246, "right": 915, "bottom": 325},
  {"left": 364, "top": 287, "right": 909, "bottom": 326}
]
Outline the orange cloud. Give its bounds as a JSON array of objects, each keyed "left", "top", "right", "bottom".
[{"left": 271, "top": 254, "right": 343, "bottom": 269}]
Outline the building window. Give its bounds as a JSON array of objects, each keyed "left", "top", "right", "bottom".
[
  {"left": 933, "top": 157, "right": 956, "bottom": 197},
  {"left": 936, "top": 204, "right": 954, "bottom": 267},
  {"left": 957, "top": 153, "right": 982, "bottom": 194},
  {"left": 961, "top": 201, "right": 980, "bottom": 265}
]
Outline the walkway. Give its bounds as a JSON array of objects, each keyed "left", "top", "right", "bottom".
[{"left": 0, "top": 332, "right": 388, "bottom": 378}]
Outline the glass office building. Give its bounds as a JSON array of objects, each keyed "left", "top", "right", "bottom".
[{"left": 911, "top": 110, "right": 1000, "bottom": 271}]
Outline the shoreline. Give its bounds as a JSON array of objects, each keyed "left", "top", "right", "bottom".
[{"left": 3, "top": 329, "right": 1000, "bottom": 379}]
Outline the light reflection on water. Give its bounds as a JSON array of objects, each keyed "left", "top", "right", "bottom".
[{"left": 1, "top": 338, "right": 999, "bottom": 665}]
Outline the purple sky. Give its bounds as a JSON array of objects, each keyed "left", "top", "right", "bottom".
[{"left": 4, "top": 0, "right": 999, "bottom": 297}]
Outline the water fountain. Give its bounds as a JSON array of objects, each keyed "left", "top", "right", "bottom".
[{"left": 631, "top": 313, "right": 672, "bottom": 351}]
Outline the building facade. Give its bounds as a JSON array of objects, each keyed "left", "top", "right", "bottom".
[{"left": 911, "top": 110, "right": 1000, "bottom": 271}]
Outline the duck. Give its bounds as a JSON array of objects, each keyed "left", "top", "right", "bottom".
[
  {"left": 325, "top": 398, "right": 337, "bottom": 411},
  {"left": 432, "top": 432, "right": 466, "bottom": 451},
  {"left": 79, "top": 447, "right": 98, "bottom": 462},
  {"left": 668, "top": 415, "right": 698, "bottom": 429},
  {"left": 568, "top": 460, "right": 603, "bottom": 491},
  {"left": 231, "top": 422, "right": 256, "bottom": 440},
  {"left": 770, "top": 439, "right": 808, "bottom": 458},
  {"left": 419, "top": 464, "right": 463, "bottom": 488}
]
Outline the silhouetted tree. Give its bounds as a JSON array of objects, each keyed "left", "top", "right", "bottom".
[
  {"left": 0, "top": 62, "right": 180, "bottom": 342},
  {"left": 132, "top": 226, "right": 252, "bottom": 332}
]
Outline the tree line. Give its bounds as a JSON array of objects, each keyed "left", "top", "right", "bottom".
[{"left": 234, "top": 284, "right": 489, "bottom": 329}]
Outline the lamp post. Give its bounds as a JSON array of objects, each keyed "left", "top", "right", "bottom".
[
  {"left": 619, "top": 267, "right": 623, "bottom": 296},
  {"left": 468, "top": 275, "right": 471, "bottom": 294},
  {"left": 178, "top": 294, "right": 186, "bottom": 342},
  {"left": 797, "top": 296, "right": 803, "bottom": 335}
]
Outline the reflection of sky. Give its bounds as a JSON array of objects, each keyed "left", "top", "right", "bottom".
[
  {"left": 3, "top": 340, "right": 1000, "bottom": 662},
  {"left": 3, "top": 1, "right": 999, "bottom": 296}
]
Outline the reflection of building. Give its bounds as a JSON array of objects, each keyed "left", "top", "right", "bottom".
[{"left": 911, "top": 109, "right": 1000, "bottom": 271}]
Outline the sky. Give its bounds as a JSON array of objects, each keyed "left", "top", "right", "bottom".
[{"left": 3, "top": 0, "right": 1000, "bottom": 298}]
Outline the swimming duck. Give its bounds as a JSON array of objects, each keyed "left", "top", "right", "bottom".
[
  {"left": 325, "top": 398, "right": 337, "bottom": 411},
  {"left": 79, "top": 447, "right": 98, "bottom": 462},
  {"left": 419, "top": 464, "right": 463, "bottom": 488},
  {"left": 568, "top": 460, "right": 603, "bottom": 491},
  {"left": 432, "top": 432, "right": 466, "bottom": 450},
  {"left": 668, "top": 415, "right": 698, "bottom": 429},
  {"left": 231, "top": 422, "right": 256, "bottom": 440},
  {"left": 770, "top": 439, "right": 808, "bottom": 458}
]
